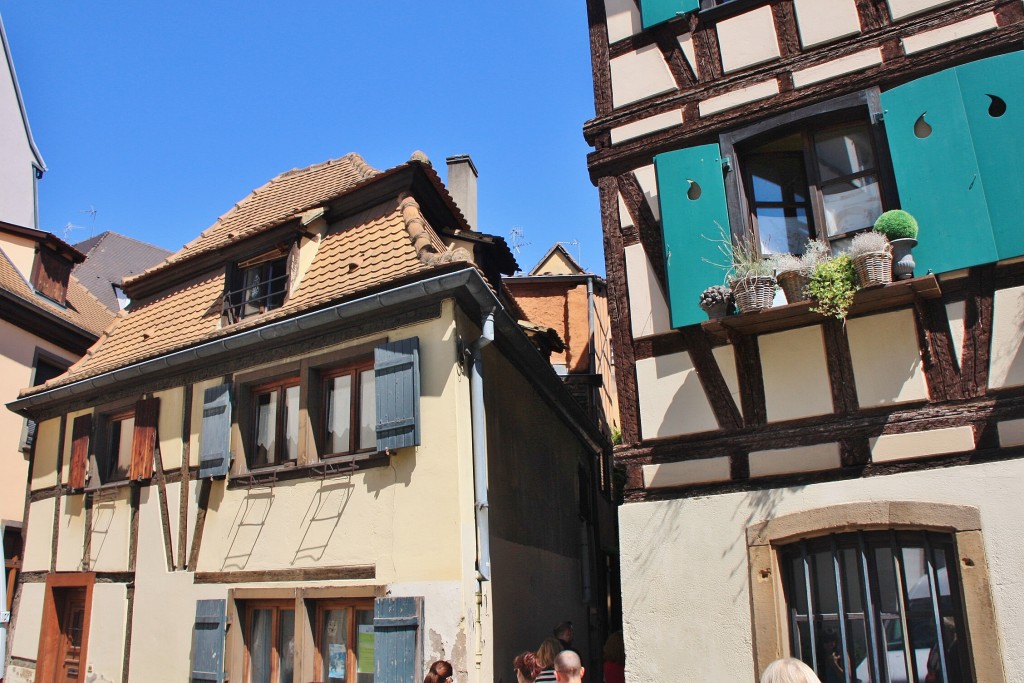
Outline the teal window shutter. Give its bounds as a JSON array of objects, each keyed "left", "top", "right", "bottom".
[
  {"left": 654, "top": 143, "right": 732, "bottom": 328},
  {"left": 374, "top": 596, "right": 423, "bottom": 683},
  {"left": 199, "top": 385, "right": 232, "bottom": 478},
  {"left": 375, "top": 338, "right": 421, "bottom": 452},
  {"left": 955, "top": 51, "right": 1024, "bottom": 261},
  {"left": 641, "top": 0, "right": 700, "bottom": 29},
  {"left": 881, "top": 66, "right": 998, "bottom": 274},
  {"left": 190, "top": 599, "right": 226, "bottom": 683}
]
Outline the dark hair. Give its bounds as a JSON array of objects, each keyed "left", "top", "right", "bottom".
[
  {"left": 424, "top": 660, "right": 453, "bottom": 683},
  {"left": 553, "top": 621, "right": 573, "bottom": 640},
  {"left": 513, "top": 651, "right": 542, "bottom": 681}
]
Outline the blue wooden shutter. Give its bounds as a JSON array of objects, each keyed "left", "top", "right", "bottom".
[
  {"left": 956, "top": 51, "right": 1024, "bottom": 261},
  {"left": 374, "top": 596, "right": 423, "bottom": 683},
  {"left": 641, "top": 0, "right": 700, "bottom": 29},
  {"left": 190, "top": 599, "right": 226, "bottom": 683},
  {"left": 375, "top": 338, "right": 421, "bottom": 452},
  {"left": 881, "top": 67, "right": 998, "bottom": 275},
  {"left": 655, "top": 143, "right": 732, "bottom": 328},
  {"left": 199, "top": 385, "right": 232, "bottom": 478}
]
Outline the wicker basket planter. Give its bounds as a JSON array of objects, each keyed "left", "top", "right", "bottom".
[
  {"left": 776, "top": 270, "right": 812, "bottom": 304},
  {"left": 731, "top": 275, "right": 777, "bottom": 313},
  {"left": 853, "top": 251, "right": 892, "bottom": 288}
]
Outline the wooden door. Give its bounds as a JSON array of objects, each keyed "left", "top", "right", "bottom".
[{"left": 56, "top": 589, "right": 87, "bottom": 682}]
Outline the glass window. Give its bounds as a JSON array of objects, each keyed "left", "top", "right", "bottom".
[
  {"left": 323, "top": 364, "right": 376, "bottom": 458},
  {"left": 245, "top": 602, "right": 295, "bottom": 683},
  {"left": 316, "top": 602, "right": 375, "bottom": 683},
  {"left": 251, "top": 379, "right": 300, "bottom": 468},
  {"left": 780, "top": 531, "right": 970, "bottom": 683},
  {"left": 99, "top": 410, "right": 134, "bottom": 483},
  {"left": 227, "top": 251, "right": 289, "bottom": 322}
]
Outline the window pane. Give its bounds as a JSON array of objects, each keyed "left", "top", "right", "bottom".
[
  {"left": 278, "top": 610, "right": 295, "bottom": 683},
  {"left": 327, "top": 374, "right": 353, "bottom": 454},
  {"left": 755, "top": 207, "right": 811, "bottom": 254},
  {"left": 284, "top": 385, "right": 300, "bottom": 462},
  {"left": 748, "top": 155, "right": 809, "bottom": 204},
  {"left": 814, "top": 124, "right": 877, "bottom": 182},
  {"left": 821, "top": 176, "right": 883, "bottom": 236},
  {"left": 900, "top": 544, "right": 938, "bottom": 682},
  {"left": 322, "top": 609, "right": 349, "bottom": 683},
  {"left": 873, "top": 545, "right": 911, "bottom": 683},
  {"left": 250, "top": 609, "right": 273, "bottom": 683},
  {"left": 359, "top": 370, "right": 376, "bottom": 451},
  {"left": 243, "top": 267, "right": 264, "bottom": 317},
  {"left": 255, "top": 392, "right": 277, "bottom": 467},
  {"left": 116, "top": 416, "right": 135, "bottom": 478},
  {"left": 929, "top": 541, "right": 968, "bottom": 683},
  {"left": 267, "top": 259, "right": 288, "bottom": 310},
  {"left": 356, "top": 609, "right": 375, "bottom": 683}
]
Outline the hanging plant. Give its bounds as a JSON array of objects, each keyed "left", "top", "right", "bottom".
[{"left": 808, "top": 255, "right": 858, "bottom": 320}]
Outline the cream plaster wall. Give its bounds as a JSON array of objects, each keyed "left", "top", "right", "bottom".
[
  {"left": 610, "top": 109, "right": 683, "bottom": 144},
  {"left": 634, "top": 164, "right": 660, "bottom": 222},
  {"left": 636, "top": 351, "right": 719, "bottom": 438},
  {"left": 748, "top": 442, "right": 841, "bottom": 478},
  {"left": 618, "top": 459, "right": 1024, "bottom": 682},
  {"left": 85, "top": 583, "right": 127, "bottom": 683},
  {"left": 870, "top": 426, "right": 976, "bottom": 463},
  {"left": 791, "top": 49, "right": 882, "bottom": 89},
  {"left": 55, "top": 493, "right": 86, "bottom": 571},
  {"left": 847, "top": 309, "right": 928, "bottom": 407},
  {"left": 604, "top": 0, "right": 642, "bottom": 43},
  {"left": 9, "top": 582, "right": 45, "bottom": 659},
  {"left": 712, "top": 345, "right": 740, "bottom": 408},
  {"left": 617, "top": 193, "right": 634, "bottom": 229},
  {"left": 624, "top": 244, "right": 672, "bottom": 339},
  {"left": 610, "top": 45, "right": 676, "bottom": 108},
  {"left": 643, "top": 457, "right": 731, "bottom": 489},
  {"left": 793, "top": 0, "right": 861, "bottom": 48},
  {"left": 998, "top": 418, "right": 1024, "bottom": 448},
  {"left": 89, "top": 489, "right": 132, "bottom": 572},
  {"left": 0, "top": 234, "right": 36, "bottom": 283},
  {"left": 989, "top": 285, "right": 1024, "bottom": 389},
  {"left": 946, "top": 299, "right": 966, "bottom": 367},
  {"left": 21, "top": 498, "right": 53, "bottom": 571},
  {"left": 902, "top": 13, "right": 998, "bottom": 54},
  {"left": 29, "top": 417, "right": 60, "bottom": 491},
  {"left": 156, "top": 386, "right": 185, "bottom": 470},
  {"left": 716, "top": 6, "right": 781, "bottom": 73},
  {"left": 387, "top": 580, "right": 474, "bottom": 680},
  {"left": 676, "top": 33, "right": 698, "bottom": 75},
  {"left": 759, "top": 326, "right": 832, "bottom": 422},
  {"left": 699, "top": 79, "right": 780, "bottom": 117},
  {"left": 887, "top": 0, "right": 958, "bottom": 20}
]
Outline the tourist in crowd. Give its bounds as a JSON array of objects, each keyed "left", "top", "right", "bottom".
[
  {"left": 514, "top": 651, "right": 542, "bottom": 683},
  {"left": 535, "top": 637, "right": 564, "bottom": 682},
  {"left": 424, "top": 660, "right": 454, "bottom": 683},
  {"left": 602, "top": 631, "right": 625, "bottom": 683},
  {"left": 761, "top": 658, "right": 823, "bottom": 683},
  {"left": 554, "top": 651, "right": 585, "bottom": 683}
]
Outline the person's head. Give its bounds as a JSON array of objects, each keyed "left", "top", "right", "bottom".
[
  {"left": 553, "top": 621, "right": 574, "bottom": 645},
  {"left": 513, "top": 651, "right": 541, "bottom": 683},
  {"left": 760, "top": 658, "right": 822, "bottom": 683},
  {"left": 424, "top": 660, "right": 453, "bottom": 683},
  {"left": 554, "top": 650, "right": 585, "bottom": 683},
  {"left": 602, "top": 630, "right": 624, "bottom": 665},
  {"left": 536, "top": 637, "right": 564, "bottom": 668}
]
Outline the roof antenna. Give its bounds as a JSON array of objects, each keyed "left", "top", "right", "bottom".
[
  {"left": 557, "top": 240, "right": 582, "bottom": 268},
  {"left": 80, "top": 206, "right": 98, "bottom": 236},
  {"left": 510, "top": 227, "right": 530, "bottom": 254},
  {"left": 62, "top": 222, "right": 84, "bottom": 242}
]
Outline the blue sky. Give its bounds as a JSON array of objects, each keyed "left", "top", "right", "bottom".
[{"left": 1, "top": 2, "right": 605, "bottom": 275}]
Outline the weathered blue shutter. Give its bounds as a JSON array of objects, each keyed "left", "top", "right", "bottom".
[
  {"left": 199, "top": 385, "right": 232, "bottom": 478},
  {"left": 655, "top": 143, "right": 732, "bottom": 328},
  {"left": 956, "top": 51, "right": 1024, "bottom": 261},
  {"left": 881, "top": 66, "right": 998, "bottom": 275},
  {"left": 375, "top": 338, "right": 421, "bottom": 452},
  {"left": 641, "top": 0, "right": 700, "bottom": 29},
  {"left": 374, "top": 596, "right": 423, "bottom": 683},
  {"left": 190, "top": 599, "right": 226, "bottom": 683}
]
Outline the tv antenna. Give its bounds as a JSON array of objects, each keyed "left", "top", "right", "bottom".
[
  {"left": 62, "top": 222, "right": 85, "bottom": 242},
  {"left": 80, "top": 206, "right": 98, "bottom": 236},
  {"left": 509, "top": 227, "right": 530, "bottom": 254},
  {"left": 557, "top": 240, "right": 582, "bottom": 268}
]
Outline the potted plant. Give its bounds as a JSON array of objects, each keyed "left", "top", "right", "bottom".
[
  {"left": 773, "top": 240, "right": 831, "bottom": 304},
  {"left": 808, "top": 254, "right": 859, "bottom": 320},
  {"left": 698, "top": 285, "right": 734, "bottom": 319},
  {"left": 728, "top": 234, "right": 776, "bottom": 313},
  {"left": 849, "top": 230, "right": 892, "bottom": 288},
  {"left": 873, "top": 209, "right": 919, "bottom": 280}
]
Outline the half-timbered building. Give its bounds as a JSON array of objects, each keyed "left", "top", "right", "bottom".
[
  {"left": 584, "top": 0, "right": 1024, "bottom": 680},
  {"left": 4, "top": 152, "right": 610, "bottom": 683}
]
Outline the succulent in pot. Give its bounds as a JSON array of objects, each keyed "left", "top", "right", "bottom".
[
  {"left": 850, "top": 231, "right": 892, "bottom": 288},
  {"left": 698, "top": 285, "right": 734, "bottom": 319},
  {"left": 873, "top": 209, "right": 919, "bottom": 280}
]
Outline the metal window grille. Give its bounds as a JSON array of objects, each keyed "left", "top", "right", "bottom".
[
  {"left": 224, "top": 258, "right": 288, "bottom": 323},
  {"left": 781, "top": 531, "right": 970, "bottom": 683}
]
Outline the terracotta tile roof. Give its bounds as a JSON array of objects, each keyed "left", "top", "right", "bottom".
[
  {"left": 27, "top": 191, "right": 465, "bottom": 394},
  {"left": 129, "top": 153, "right": 380, "bottom": 283},
  {"left": 0, "top": 246, "right": 114, "bottom": 337}
]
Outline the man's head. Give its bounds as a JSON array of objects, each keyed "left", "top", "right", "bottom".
[
  {"left": 554, "top": 650, "right": 584, "bottom": 683},
  {"left": 553, "top": 621, "right": 574, "bottom": 645}
]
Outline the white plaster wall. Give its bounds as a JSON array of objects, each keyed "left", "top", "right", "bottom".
[
  {"left": 9, "top": 582, "right": 45, "bottom": 659},
  {"left": 946, "top": 300, "right": 966, "bottom": 367},
  {"left": 793, "top": 0, "right": 861, "bottom": 48},
  {"left": 604, "top": 0, "right": 642, "bottom": 43},
  {"left": 886, "top": 0, "right": 958, "bottom": 20},
  {"left": 55, "top": 493, "right": 87, "bottom": 571},
  {"left": 634, "top": 164, "right": 660, "bottom": 223},
  {"left": 89, "top": 489, "right": 132, "bottom": 572},
  {"left": 759, "top": 326, "right": 832, "bottom": 422},
  {"left": 29, "top": 417, "right": 60, "bottom": 492},
  {"left": 21, "top": 498, "right": 54, "bottom": 571},
  {"left": 156, "top": 386, "right": 184, "bottom": 470},
  {"left": 610, "top": 45, "right": 676, "bottom": 108},
  {"left": 618, "top": 459, "right": 1024, "bottom": 682},
  {"left": 847, "top": 309, "right": 928, "bottom": 406},
  {"left": 0, "top": 54, "right": 39, "bottom": 228},
  {"left": 712, "top": 345, "right": 741, "bottom": 408},
  {"left": 624, "top": 244, "right": 671, "bottom": 339},
  {"left": 636, "top": 351, "right": 719, "bottom": 438},
  {"left": 85, "top": 583, "right": 127, "bottom": 683},
  {"left": 989, "top": 285, "right": 1024, "bottom": 389},
  {"left": 716, "top": 6, "right": 781, "bottom": 73}
]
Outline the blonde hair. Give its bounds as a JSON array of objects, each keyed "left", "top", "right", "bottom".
[
  {"left": 760, "top": 658, "right": 822, "bottom": 683},
  {"left": 536, "top": 637, "right": 563, "bottom": 668}
]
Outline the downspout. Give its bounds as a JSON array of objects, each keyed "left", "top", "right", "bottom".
[
  {"left": 469, "top": 308, "right": 495, "bottom": 676},
  {"left": 1, "top": 522, "right": 7, "bottom": 681}
]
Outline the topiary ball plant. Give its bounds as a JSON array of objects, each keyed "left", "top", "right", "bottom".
[{"left": 873, "top": 209, "right": 919, "bottom": 240}]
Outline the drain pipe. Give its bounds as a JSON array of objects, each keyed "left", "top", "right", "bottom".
[{"left": 470, "top": 308, "right": 495, "bottom": 581}]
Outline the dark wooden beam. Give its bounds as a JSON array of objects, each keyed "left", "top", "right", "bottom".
[
  {"left": 961, "top": 265, "right": 996, "bottom": 398},
  {"left": 178, "top": 384, "right": 193, "bottom": 571},
  {"left": 913, "top": 298, "right": 964, "bottom": 402},
  {"left": 822, "top": 319, "right": 859, "bottom": 415},
  {"left": 151, "top": 442, "right": 176, "bottom": 573},
  {"left": 194, "top": 565, "right": 376, "bottom": 584},
  {"left": 735, "top": 335, "right": 767, "bottom": 426},
  {"left": 682, "top": 328, "right": 742, "bottom": 430},
  {"left": 616, "top": 171, "right": 665, "bottom": 285},
  {"left": 587, "top": 0, "right": 616, "bottom": 118},
  {"left": 187, "top": 478, "right": 212, "bottom": 572}
]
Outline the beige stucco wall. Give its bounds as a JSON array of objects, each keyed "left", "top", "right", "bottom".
[
  {"left": 847, "top": 309, "right": 928, "bottom": 406},
  {"left": 716, "top": 6, "right": 781, "bottom": 73},
  {"left": 9, "top": 582, "right": 45, "bottom": 659},
  {"left": 21, "top": 498, "right": 53, "bottom": 572},
  {"left": 30, "top": 417, "right": 61, "bottom": 491},
  {"left": 85, "top": 583, "right": 128, "bottom": 683},
  {"left": 625, "top": 243, "right": 672, "bottom": 339},
  {"left": 610, "top": 45, "right": 676, "bottom": 108},
  {"left": 604, "top": 0, "right": 642, "bottom": 43},
  {"left": 886, "top": 0, "right": 958, "bottom": 20},
  {"left": 760, "top": 326, "right": 831, "bottom": 422},
  {"left": 636, "top": 350, "right": 719, "bottom": 438},
  {"left": 0, "top": 233, "right": 37, "bottom": 282},
  {"left": 792, "top": 0, "right": 862, "bottom": 48},
  {"left": 618, "top": 459, "right": 1024, "bottom": 682},
  {"left": 989, "top": 285, "right": 1024, "bottom": 389}
]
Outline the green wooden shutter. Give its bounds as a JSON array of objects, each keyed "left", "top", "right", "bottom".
[
  {"left": 199, "top": 385, "right": 232, "bottom": 478},
  {"left": 655, "top": 143, "right": 732, "bottom": 328},
  {"left": 190, "top": 599, "right": 226, "bottom": 683},
  {"left": 374, "top": 596, "right": 423, "bottom": 683},
  {"left": 881, "top": 67, "right": 998, "bottom": 274},
  {"left": 375, "top": 338, "right": 421, "bottom": 452},
  {"left": 641, "top": 0, "right": 700, "bottom": 29},
  {"left": 956, "top": 51, "right": 1024, "bottom": 261}
]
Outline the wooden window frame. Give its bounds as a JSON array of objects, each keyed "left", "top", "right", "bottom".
[
  {"left": 226, "top": 247, "right": 291, "bottom": 324},
  {"left": 313, "top": 599, "right": 375, "bottom": 683},
  {"left": 241, "top": 599, "right": 296, "bottom": 683},
  {"left": 320, "top": 359, "right": 377, "bottom": 462},
  {"left": 249, "top": 377, "right": 301, "bottom": 469},
  {"left": 95, "top": 408, "right": 136, "bottom": 485}
]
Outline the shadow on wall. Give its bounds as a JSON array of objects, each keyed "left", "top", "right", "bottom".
[
  {"left": 88, "top": 498, "right": 117, "bottom": 568},
  {"left": 221, "top": 488, "right": 274, "bottom": 571},
  {"left": 293, "top": 478, "right": 354, "bottom": 563}
]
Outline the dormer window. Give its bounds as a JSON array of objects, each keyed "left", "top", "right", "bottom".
[
  {"left": 225, "top": 248, "right": 290, "bottom": 323},
  {"left": 30, "top": 246, "right": 73, "bottom": 305}
]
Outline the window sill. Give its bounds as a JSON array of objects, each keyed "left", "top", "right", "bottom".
[
  {"left": 227, "top": 455, "right": 388, "bottom": 489},
  {"left": 701, "top": 274, "right": 941, "bottom": 340}
]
